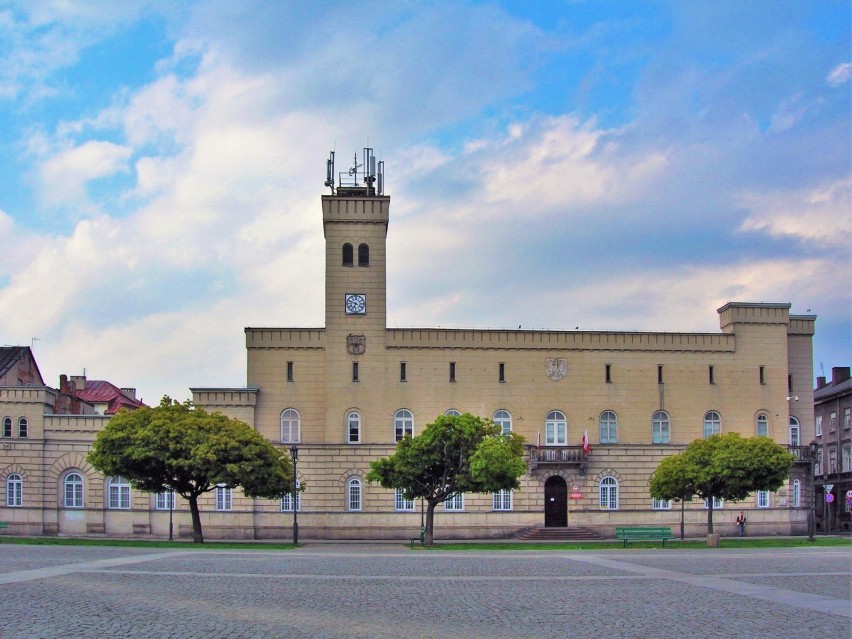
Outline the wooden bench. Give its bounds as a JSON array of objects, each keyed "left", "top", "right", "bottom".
[
  {"left": 615, "top": 526, "right": 675, "bottom": 547},
  {"left": 410, "top": 527, "right": 426, "bottom": 548},
  {"left": 0, "top": 522, "right": 7, "bottom": 533}
]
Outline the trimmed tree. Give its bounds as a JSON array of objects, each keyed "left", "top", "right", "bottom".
[
  {"left": 366, "top": 413, "right": 526, "bottom": 546},
  {"left": 88, "top": 397, "right": 293, "bottom": 543},
  {"left": 649, "top": 433, "right": 795, "bottom": 534}
]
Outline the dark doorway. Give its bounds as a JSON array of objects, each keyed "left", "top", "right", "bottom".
[{"left": 544, "top": 476, "right": 568, "bottom": 527}]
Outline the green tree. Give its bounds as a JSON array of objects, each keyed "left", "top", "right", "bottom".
[
  {"left": 366, "top": 413, "right": 526, "bottom": 546},
  {"left": 649, "top": 433, "right": 794, "bottom": 534},
  {"left": 88, "top": 397, "right": 293, "bottom": 543}
]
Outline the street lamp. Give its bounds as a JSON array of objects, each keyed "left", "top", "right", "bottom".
[
  {"left": 290, "top": 445, "right": 299, "bottom": 545},
  {"left": 808, "top": 440, "right": 817, "bottom": 543}
]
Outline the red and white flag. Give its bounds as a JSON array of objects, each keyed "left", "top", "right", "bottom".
[{"left": 581, "top": 430, "right": 590, "bottom": 454}]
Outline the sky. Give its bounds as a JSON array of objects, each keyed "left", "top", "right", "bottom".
[{"left": 0, "top": 0, "right": 849, "bottom": 405}]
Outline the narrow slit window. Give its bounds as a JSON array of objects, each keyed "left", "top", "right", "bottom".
[
  {"left": 352, "top": 362, "right": 359, "bottom": 383},
  {"left": 788, "top": 374, "right": 793, "bottom": 393},
  {"left": 498, "top": 363, "right": 505, "bottom": 383},
  {"left": 342, "top": 243, "right": 353, "bottom": 266},
  {"left": 287, "top": 361, "right": 294, "bottom": 382},
  {"left": 400, "top": 362, "right": 406, "bottom": 382},
  {"left": 449, "top": 362, "right": 456, "bottom": 383},
  {"left": 358, "top": 243, "right": 369, "bottom": 266},
  {"left": 759, "top": 366, "right": 765, "bottom": 385},
  {"left": 605, "top": 364, "right": 612, "bottom": 383},
  {"left": 657, "top": 365, "right": 664, "bottom": 384},
  {"left": 709, "top": 365, "right": 715, "bottom": 384}
]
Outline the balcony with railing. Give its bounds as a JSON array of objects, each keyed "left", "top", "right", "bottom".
[
  {"left": 527, "top": 445, "right": 587, "bottom": 473},
  {"left": 789, "top": 446, "right": 814, "bottom": 463}
]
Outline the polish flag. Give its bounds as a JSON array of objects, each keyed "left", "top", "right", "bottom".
[{"left": 581, "top": 430, "right": 590, "bottom": 454}]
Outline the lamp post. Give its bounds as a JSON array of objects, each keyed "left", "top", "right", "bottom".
[
  {"left": 808, "top": 440, "right": 817, "bottom": 543},
  {"left": 290, "top": 445, "right": 299, "bottom": 545}
]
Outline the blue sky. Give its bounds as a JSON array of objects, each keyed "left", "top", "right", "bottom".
[{"left": 1, "top": 0, "right": 849, "bottom": 403}]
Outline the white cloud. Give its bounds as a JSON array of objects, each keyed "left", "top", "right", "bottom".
[
  {"left": 827, "top": 62, "right": 852, "bottom": 86},
  {"left": 38, "top": 140, "right": 132, "bottom": 207}
]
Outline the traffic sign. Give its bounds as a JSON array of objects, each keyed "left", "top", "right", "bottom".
[
  {"left": 824, "top": 484, "right": 833, "bottom": 492},
  {"left": 825, "top": 493, "right": 834, "bottom": 503},
  {"left": 846, "top": 490, "right": 852, "bottom": 499},
  {"left": 572, "top": 485, "right": 580, "bottom": 492},
  {"left": 570, "top": 492, "right": 582, "bottom": 500}
]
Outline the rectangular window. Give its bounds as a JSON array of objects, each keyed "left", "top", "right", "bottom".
[
  {"left": 281, "top": 492, "right": 301, "bottom": 512},
  {"left": 444, "top": 493, "right": 464, "bottom": 511},
  {"left": 843, "top": 445, "right": 852, "bottom": 473},
  {"left": 757, "top": 491, "right": 769, "bottom": 508},
  {"left": 394, "top": 489, "right": 415, "bottom": 511},
  {"left": 787, "top": 374, "right": 793, "bottom": 393},
  {"left": 657, "top": 365, "right": 664, "bottom": 384},
  {"left": 814, "top": 446, "right": 823, "bottom": 476},
  {"left": 844, "top": 407, "right": 851, "bottom": 430},
  {"left": 703, "top": 497, "right": 724, "bottom": 510},
  {"left": 108, "top": 483, "right": 131, "bottom": 510},
  {"left": 815, "top": 415, "right": 822, "bottom": 436},
  {"left": 605, "top": 363, "right": 612, "bottom": 383},
  {"left": 352, "top": 362, "right": 359, "bottom": 382},
  {"left": 759, "top": 366, "right": 765, "bottom": 384},
  {"left": 828, "top": 447, "right": 837, "bottom": 474},
  {"left": 792, "top": 481, "right": 801, "bottom": 508},
  {"left": 286, "top": 361, "right": 294, "bottom": 382},
  {"left": 829, "top": 411, "right": 837, "bottom": 432},
  {"left": 215, "top": 485, "right": 232, "bottom": 511},
  {"left": 449, "top": 362, "right": 456, "bottom": 383},
  {"left": 493, "top": 490, "right": 512, "bottom": 511},
  {"left": 652, "top": 498, "right": 672, "bottom": 510},
  {"left": 498, "top": 362, "right": 505, "bottom": 383},
  {"left": 155, "top": 491, "right": 175, "bottom": 510},
  {"left": 400, "top": 362, "right": 406, "bottom": 382},
  {"left": 708, "top": 365, "right": 714, "bottom": 384}
]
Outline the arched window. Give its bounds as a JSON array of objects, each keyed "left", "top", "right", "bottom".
[
  {"left": 493, "top": 410, "right": 512, "bottom": 435},
  {"left": 6, "top": 473, "right": 22, "bottom": 507},
  {"left": 394, "top": 409, "right": 413, "bottom": 442},
  {"left": 545, "top": 410, "right": 567, "bottom": 445},
  {"left": 358, "top": 243, "right": 369, "bottom": 266},
  {"left": 445, "top": 409, "right": 461, "bottom": 417},
  {"left": 599, "top": 410, "right": 617, "bottom": 444},
  {"left": 342, "top": 243, "right": 353, "bottom": 266},
  {"left": 2, "top": 417, "right": 11, "bottom": 438},
  {"left": 280, "top": 408, "right": 300, "bottom": 443},
  {"left": 347, "top": 410, "right": 361, "bottom": 444},
  {"left": 703, "top": 411, "right": 721, "bottom": 438},
  {"left": 652, "top": 411, "right": 670, "bottom": 444},
  {"left": 756, "top": 413, "right": 768, "bottom": 437},
  {"left": 347, "top": 477, "right": 362, "bottom": 511},
  {"left": 215, "top": 484, "right": 232, "bottom": 511},
  {"left": 108, "top": 476, "right": 131, "bottom": 510},
  {"left": 18, "top": 417, "right": 27, "bottom": 438},
  {"left": 789, "top": 416, "right": 800, "bottom": 446},
  {"left": 599, "top": 476, "right": 618, "bottom": 510},
  {"left": 64, "top": 472, "right": 84, "bottom": 508},
  {"left": 792, "top": 479, "right": 801, "bottom": 507}
]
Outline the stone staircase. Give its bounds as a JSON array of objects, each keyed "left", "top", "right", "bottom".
[{"left": 514, "top": 526, "right": 603, "bottom": 541}]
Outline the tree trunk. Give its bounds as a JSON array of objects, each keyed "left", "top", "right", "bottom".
[
  {"left": 424, "top": 499, "right": 438, "bottom": 546},
  {"left": 680, "top": 499, "right": 685, "bottom": 540},
  {"left": 188, "top": 494, "right": 204, "bottom": 543},
  {"left": 707, "top": 499, "right": 714, "bottom": 534}
]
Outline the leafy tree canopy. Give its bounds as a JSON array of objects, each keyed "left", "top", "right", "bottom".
[
  {"left": 366, "top": 413, "right": 526, "bottom": 545},
  {"left": 649, "top": 433, "right": 794, "bottom": 533},
  {"left": 88, "top": 397, "right": 293, "bottom": 542}
]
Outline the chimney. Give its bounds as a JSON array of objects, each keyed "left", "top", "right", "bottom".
[
  {"left": 831, "top": 366, "right": 851, "bottom": 386},
  {"left": 121, "top": 387, "right": 137, "bottom": 400},
  {"left": 816, "top": 376, "right": 827, "bottom": 390}
]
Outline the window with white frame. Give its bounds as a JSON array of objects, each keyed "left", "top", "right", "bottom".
[
  {"left": 703, "top": 411, "right": 721, "bottom": 438},
  {"left": 347, "top": 410, "right": 361, "bottom": 444},
  {"left": 545, "top": 410, "right": 567, "bottom": 445},
  {"left": 757, "top": 490, "right": 769, "bottom": 508},
  {"left": 599, "top": 476, "right": 618, "bottom": 510},
  {"left": 394, "top": 489, "right": 414, "bottom": 511},
  {"left": 347, "top": 477, "right": 362, "bottom": 511},
  {"left": 444, "top": 493, "right": 464, "bottom": 511},
  {"left": 493, "top": 410, "right": 512, "bottom": 435},
  {"left": 281, "top": 491, "right": 301, "bottom": 512},
  {"left": 18, "top": 417, "right": 27, "bottom": 438},
  {"left": 280, "top": 408, "right": 300, "bottom": 443},
  {"left": 792, "top": 479, "right": 800, "bottom": 508},
  {"left": 756, "top": 414, "right": 768, "bottom": 437},
  {"left": 2, "top": 416, "right": 11, "bottom": 438},
  {"left": 394, "top": 409, "right": 413, "bottom": 442},
  {"left": 814, "top": 446, "right": 823, "bottom": 475},
  {"left": 215, "top": 485, "right": 232, "bottom": 511},
  {"left": 828, "top": 447, "right": 838, "bottom": 473},
  {"left": 844, "top": 407, "right": 851, "bottom": 430},
  {"left": 829, "top": 411, "right": 837, "bottom": 432},
  {"left": 64, "top": 472, "right": 84, "bottom": 508},
  {"left": 815, "top": 415, "right": 822, "bottom": 436},
  {"left": 652, "top": 411, "right": 670, "bottom": 444},
  {"left": 599, "top": 410, "right": 617, "bottom": 444},
  {"left": 445, "top": 409, "right": 461, "bottom": 417},
  {"left": 652, "top": 497, "right": 672, "bottom": 510},
  {"left": 155, "top": 490, "right": 175, "bottom": 510},
  {"left": 108, "top": 476, "right": 131, "bottom": 510},
  {"left": 703, "top": 497, "right": 724, "bottom": 509},
  {"left": 789, "top": 417, "right": 800, "bottom": 446},
  {"left": 842, "top": 444, "right": 852, "bottom": 473},
  {"left": 493, "top": 489, "right": 512, "bottom": 511},
  {"left": 6, "top": 473, "right": 22, "bottom": 507}
]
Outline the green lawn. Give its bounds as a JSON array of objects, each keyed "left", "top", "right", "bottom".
[
  {"left": 0, "top": 537, "right": 298, "bottom": 551},
  {"left": 421, "top": 537, "right": 852, "bottom": 551}
]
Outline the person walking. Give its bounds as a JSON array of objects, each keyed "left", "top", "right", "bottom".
[{"left": 736, "top": 511, "right": 746, "bottom": 537}]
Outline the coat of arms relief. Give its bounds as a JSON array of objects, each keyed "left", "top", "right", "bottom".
[{"left": 545, "top": 358, "right": 567, "bottom": 381}]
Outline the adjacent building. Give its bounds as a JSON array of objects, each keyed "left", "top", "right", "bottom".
[{"left": 813, "top": 366, "right": 852, "bottom": 533}]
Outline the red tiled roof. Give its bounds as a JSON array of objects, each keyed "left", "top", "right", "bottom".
[{"left": 76, "top": 380, "right": 146, "bottom": 414}]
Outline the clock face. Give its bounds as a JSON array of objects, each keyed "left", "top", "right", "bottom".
[{"left": 345, "top": 294, "right": 366, "bottom": 315}]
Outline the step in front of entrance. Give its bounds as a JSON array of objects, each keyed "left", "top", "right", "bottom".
[{"left": 515, "top": 526, "right": 603, "bottom": 541}]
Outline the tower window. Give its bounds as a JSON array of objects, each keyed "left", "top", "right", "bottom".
[
  {"left": 287, "top": 361, "right": 294, "bottom": 382},
  {"left": 352, "top": 362, "right": 359, "bottom": 382},
  {"left": 449, "top": 362, "right": 456, "bottom": 383},
  {"left": 759, "top": 366, "right": 765, "bottom": 384},
  {"left": 709, "top": 365, "right": 714, "bottom": 384},
  {"left": 498, "top": 363, "right": 505, "bottom": 383},
  {"left": 605, "top": 364, "right": 612, "bottom": 383},
  {"left": 400, "top": 362, "right": 407, "bottom": 382},
  {"left": 657, "top": 365, "right": 664, "bottom": 384},
  {"left": 358, "top": 243, "right": 369, "bottom": 266},
  {"left": 342, "top": 243, "right": 353, "bottom": 266}
]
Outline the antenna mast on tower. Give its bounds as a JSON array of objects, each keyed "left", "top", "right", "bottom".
[{"left": 324, "top": 147, "right": 385, "bottom": 197}]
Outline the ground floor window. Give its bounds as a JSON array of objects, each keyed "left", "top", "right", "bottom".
[
  {"left": 347, "top": 478, "right": 362, "bottom": 511},
  {"left": 599, "top": 476, "right": 618, "bottom": 510},
  {"left": 281, "top": 492, "right": 301, "bottom": 512},
  {"left": 444, "top": 493, "right": 464, "bottom": 511},
  {"left": 652, "top": 498, "right": 672, "bottom": 510},
  {"left": 757, "top": 490, "right": 769, "bottom": 508},
  {"left": 215, "top": 485, "right": 232, "bottom": 511},
  {"left": 6, "top": 473, "right": 22, "bottom": 507},
  {"left": 792, "top": 480, "right": 800, "bottom": 508},
  {"left": 493, "top": 490, "right": 512, "bottom": 511},
  {"left": 394, "top": 489, "right": 414, "bottom": 511},
  {"left": 155, "top": 490, "right": 175, "bottom": 510},
  {"left": 64, "top": 472, "right": 84, "bottom": 508},
  {"left": 108, "top": 476, "right": 131, "bottom": 509},
  {"left": 703, "top": 497, "right": 724, "bottom": 510}
]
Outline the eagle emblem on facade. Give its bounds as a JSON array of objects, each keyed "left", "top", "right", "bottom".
[{"left": 545, "top": 358, "right": 567, "bottom": 381}]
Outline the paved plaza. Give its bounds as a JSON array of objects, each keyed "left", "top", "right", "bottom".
[{"left": 0, "top": 542, "right": 849, "bottom": 638}]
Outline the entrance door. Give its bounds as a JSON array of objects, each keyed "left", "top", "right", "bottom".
[{"left": 544, "top": 476, "right": 568, "bottom": 527}]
